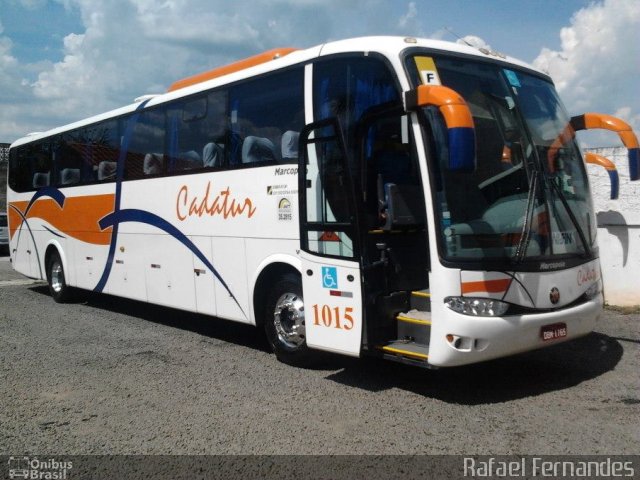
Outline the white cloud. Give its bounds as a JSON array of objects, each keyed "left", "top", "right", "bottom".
[
  {"left": 3, "top": 0, "right": 428, "bottom": 142},
  {"left": 2, "top": 0, "right": 638, "bottom": 149},
  {"left": 0, "top": 0, "right": 339, "bottom": 140},
  {"left": 0, "top": 34, "right": 50, "bottom": 138},
  {"left": 533, "top": 0, "right": 640, "bottom": 147},
  {"left": 398, "top": 2, "right": 418, "bottom": 28}
]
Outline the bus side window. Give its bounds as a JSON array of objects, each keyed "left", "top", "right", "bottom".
[
  {"left": 29, "top": 142, "right": 52, "bottom": 189},
  {"left": 201, "top": 91, "right": 227, "bottom": 169},
  {"left": 89, "top": 120, "right": 120, "bottom": 182},
  {"left": 125, "top": 108, "right": 166, "bottom": 180},
  {"left": 167, "top": 90, "right": 228, "bottom": 174},
  {"left": 54, "top": 133, "right": 83, "bottom": 187},
  {"left": 56, "top": 122, "right": 120, "bottom": 186},
  {"left": 313, "top": 56, "right": 400, "bottom": 144},
  {"left": 8, "top": 148, "right": 22, "bottom": 192},
  {"left": 229, "top": 67, "right": 304, "bottom": 166}
]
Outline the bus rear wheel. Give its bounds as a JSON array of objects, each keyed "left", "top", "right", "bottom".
[
  {"left": 264, "top": 273, "right": 315, "bottom": 367},
  {"left": 47, "top": 251, "right": 72, "bottom": 303}
]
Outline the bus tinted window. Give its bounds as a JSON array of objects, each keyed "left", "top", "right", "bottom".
[
  {"left": 8, "top": 148, "right": 25, "bottom": 192},
  {"left": 167, "top": 90, "right": 228, "bottom": 173},
  {"left": 85, "top": 120, "right": 121, "bottom": 183},
  {"left": 54, "top": 133, "right": 83, "bottom": 186},
  {"left": 16, "top": 142, "right": 52, "bottom": 190},
  {"left": 125, "top": 108, "right": 166, "bottom": 180},
  {"left": 313, "top": 56, "right": 400, "bottom": 145},
  {"left": 230, "top": 67, "right": 304, "bottom": 166}
]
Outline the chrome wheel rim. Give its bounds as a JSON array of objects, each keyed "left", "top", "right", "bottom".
[
  {"left": 273, "top": 292, "right": 305, "bottom": 348},
  {"left": 50, "top": 261, "right": 64, "bottom": 293}
]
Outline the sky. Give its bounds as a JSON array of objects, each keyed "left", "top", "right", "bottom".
[{"left": 0, "top": 0, "right": 638, "bottom": 148}]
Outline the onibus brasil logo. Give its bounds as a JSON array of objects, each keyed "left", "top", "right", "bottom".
[{"left": 7, "top": 457, "right": 72, "bottom": 479}]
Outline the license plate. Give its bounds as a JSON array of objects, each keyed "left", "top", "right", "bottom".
[{"left": 541, "top": 322, "right": 567, "bottom": 341}]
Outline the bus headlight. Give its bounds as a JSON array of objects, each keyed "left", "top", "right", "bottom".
[{"left": 445, "top": 296, "right": 509, "bottom": 317}]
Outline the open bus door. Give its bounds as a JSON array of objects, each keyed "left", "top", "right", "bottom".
[{"left": 297, "top": 119, "right": 364, "bottom": 357}]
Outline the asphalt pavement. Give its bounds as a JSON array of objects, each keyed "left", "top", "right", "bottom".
[{"left": 0, "top": 252, "right": 638, "bottom": 456}]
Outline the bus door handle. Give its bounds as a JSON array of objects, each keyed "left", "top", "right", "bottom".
[{"left": 194, "top": 268, "right": 206, "bottom": 276}]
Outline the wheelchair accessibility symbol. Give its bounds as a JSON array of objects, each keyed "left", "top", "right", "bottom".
[{"left": 321, "top": 266, "right": 338, "bottom": 289}]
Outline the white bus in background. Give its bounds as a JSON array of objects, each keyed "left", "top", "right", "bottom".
[{"left": 7, "top": 36, "right": 639, "bottom": 368}]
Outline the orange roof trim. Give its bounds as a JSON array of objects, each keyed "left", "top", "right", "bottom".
[{"left": 168, "top": 48, "right": 299, "bottom": 92}]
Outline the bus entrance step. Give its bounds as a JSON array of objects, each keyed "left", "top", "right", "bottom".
[
  {"left": 379, "top": 340, "right": 430, "bottom": 366},
  {"left": 410, "top": 290, "right": 431, "bottom": 311},
  {"left": 396, "top": 310, "right": 431, "bottom": 345}
]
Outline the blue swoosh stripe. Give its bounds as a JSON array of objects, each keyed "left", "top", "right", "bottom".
[
  {"left": 24, "top": 186, "right": 66, "bottom": 216},
  {"left": 94, "top": 99, "right": 149, "bottom": 294},
  {"left": 43, "top": 225, "right": 66, "bottom": 238},
  {"left": 82, "top": 97, "right": 245, "bottom": 320},
  {"left": 8, "top": 203, "right": 44, "bottom": 278},
  {"left": 98, "top": 208, "right": 245, "bottom": 317}
]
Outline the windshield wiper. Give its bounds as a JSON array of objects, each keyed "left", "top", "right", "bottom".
[
  {"left": 544, "top": 173, "right": 592, "bottom": 258},
  {"left": 513, "top": 171, "right": 539, "bottom": 263}
]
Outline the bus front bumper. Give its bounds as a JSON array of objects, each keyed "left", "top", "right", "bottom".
[{"left": 427, "top": 295, "right": 604, "bottom": 367}]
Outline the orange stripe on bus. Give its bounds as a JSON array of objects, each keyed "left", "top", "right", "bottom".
[
  {"left": 168, "top": 48, "right": 298, "bottom": 92},
  {"left": 9, "top": 193, "right": 115, "bottom": 245},
  {"left": 461, "top": 278, "right": 511, "bottom": 294},
  {"left": 7, "top": 203, "right": 24, "bottom": 239}
]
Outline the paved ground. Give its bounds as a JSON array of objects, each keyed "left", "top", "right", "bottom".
[{"left": 0, "top": 252, "right": 638, "bottom": 456}]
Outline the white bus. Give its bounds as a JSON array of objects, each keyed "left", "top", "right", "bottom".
[{"left": 7, "top": 36, "right": 639, "bottom": 368}]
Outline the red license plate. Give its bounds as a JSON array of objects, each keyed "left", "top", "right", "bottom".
[{"left": 541, "top": 322, "right": 567, "bottom": 341}]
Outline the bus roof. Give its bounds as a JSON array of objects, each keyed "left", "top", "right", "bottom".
[
  {"left": 167, "top": 48, "right": 300, "bottom": 92},
  {"left": 11, "top": 36, "right": 544, "bottom": 148}
]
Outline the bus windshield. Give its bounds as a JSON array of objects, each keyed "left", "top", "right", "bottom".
[{"left": 407, "top": 54, "right": 596, "bottom": 266}]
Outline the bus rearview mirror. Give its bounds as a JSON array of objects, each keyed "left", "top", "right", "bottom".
[
  {"left": 405, "top": 84, "right": 476, "bottom": 172},
  {"left": 584, "top": 152, "right": 619, "bottom": 200},
  {"left": 571, "top": 113, "right": 640, "bottom": 181}
]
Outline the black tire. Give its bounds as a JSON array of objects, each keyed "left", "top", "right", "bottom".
[
  {"left": 264, "top": 273, "right": 316, "bottom": 367},
  {"left": 46, "top": 251, "right": 72, "bottom": 303}
]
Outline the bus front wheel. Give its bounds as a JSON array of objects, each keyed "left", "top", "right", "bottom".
[
  {"left": 46, "top": 251, "right": 72, "bottom": 303},
  {"left": 264, "top": 273, "right": 315, "bottom": 367}
]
